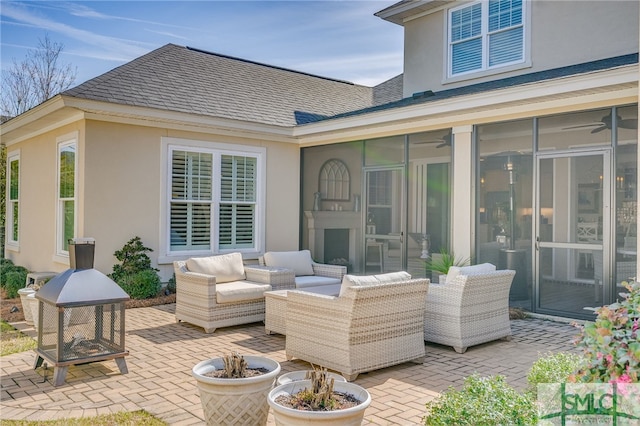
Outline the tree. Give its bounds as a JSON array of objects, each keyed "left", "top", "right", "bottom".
[{"left": 1, "top": 34, "right": 77, "bottom": 121}]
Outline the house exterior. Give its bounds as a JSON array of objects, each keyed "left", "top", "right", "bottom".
[{"left": 2, "top": 0, "right": 638, "bottom": 320}]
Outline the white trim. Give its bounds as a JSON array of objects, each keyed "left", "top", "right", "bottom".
[
  {"left": 55, "top": 132, "right": 78, "bottom": 258},
  {"left": 159, "top": 137, "right": 266, "bottom": 260},
  {"left": 6, "top": 150, "right": 20, "bottom": 250}
]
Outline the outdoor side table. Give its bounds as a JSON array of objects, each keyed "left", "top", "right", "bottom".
[{"left": 264, "top": 289, "right": 288, "bottom": 335}]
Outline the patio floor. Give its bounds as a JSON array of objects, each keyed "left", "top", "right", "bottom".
[{"left": 1, "top": 303, "right": 580, "bottom": 425}]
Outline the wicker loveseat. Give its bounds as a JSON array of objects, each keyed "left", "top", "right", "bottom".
[
  {"left": 174, "top": 252, "right": 295, "bottom": 333},
  {"left": 424, "top": 264, "right": 515, "bottom": 353},
  {"left": 285, "top": 272, "right": 429, "bottom": 381},
  {"left": 259, "top": 250, "right": 346, "bottom": 292}
]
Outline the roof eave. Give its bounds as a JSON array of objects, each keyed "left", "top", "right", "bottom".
[
  {"left": 375, "top": 0, "right": 451, "bottom": 25},
  {"left": 293, "top": 64, "right": 638, "bottom": 145}
]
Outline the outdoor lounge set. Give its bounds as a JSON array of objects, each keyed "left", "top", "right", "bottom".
[{"left": 174, "top": 251, "right": 515, "bottom": 380}]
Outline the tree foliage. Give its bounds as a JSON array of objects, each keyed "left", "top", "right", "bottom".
[{"left": 1, "top": 34, "right": 77, "bottom": 121}]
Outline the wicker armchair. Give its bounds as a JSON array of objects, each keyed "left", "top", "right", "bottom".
[
  {"left": 424, "top": 269, "right": 515, "bottom": 354},
  {"left": 285, "top": 278, "right": 429, "bottom": 381},
  {"left": 174, "top": 253, "right": 295, "bottom": 333}
]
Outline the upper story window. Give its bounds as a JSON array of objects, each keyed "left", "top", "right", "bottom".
[
  {"left": 449, "top": 0, "right": 525, "bottom": 77},
  {"left": 57, "top": 138, "right": 77, "bottom": 255},
  {"left": 167, "top": 142, "right": 264, "bottom": 255},
  {"left": 7, "top": 151, "right": 20, "bottom": 246}
]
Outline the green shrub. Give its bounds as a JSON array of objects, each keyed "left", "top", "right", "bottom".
[
  {"left": 117, "top": 269, "right": 161, "bottom": 300},
  {"left": 4, "top": 270, "right": 28, "bottom": 298},
  {"left": 110, "top": 236, "right": 158, "bottom": 283},
  {"left": 166, "top": 274, "right": 176, "bottom": 294},
  {"left": 570, "top": 279, "right": 640, "bottom": 384},
  {"left": 527, "top": 351, "right": 584, "bottom": 397},
  {"left": 424, "top": 248, "right": 471, "bottom": 276},
  {"left": 423, "top": 375, "right": 537, "bottom": 425},
  {"left": 0, "top": 259, "right": 28, "bottom": 287}
]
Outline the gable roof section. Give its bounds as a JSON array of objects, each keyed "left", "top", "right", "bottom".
[
  {"left": 307, "top": 53, "right": 639, "bottom": 123},
  {"left": 62, "top": 44, "right": 374, "bottom": 127}
]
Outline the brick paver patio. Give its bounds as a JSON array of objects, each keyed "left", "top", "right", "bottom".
[{"left": 1, "top": 303, "right": 580, "bottom": 425}]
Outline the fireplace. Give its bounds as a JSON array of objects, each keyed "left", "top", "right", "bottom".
[
  {"left": 33, "top": 239, "right": 130, "bottom": 386},
  {"left": 305, "top": 211, "right": 362, "bottom": 272}
]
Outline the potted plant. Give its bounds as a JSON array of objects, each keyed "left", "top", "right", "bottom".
[
  {"left": 192, "top": 352, "right": 281, "bottom": 426},
  {"left": 268, "top": 366, "right": 371, "bottom": 425},
  {"left": 424, "top": 248, "right": 470, "bottom": 283}
]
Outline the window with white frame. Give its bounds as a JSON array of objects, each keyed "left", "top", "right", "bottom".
[
  {"left": 57, "top": 140, "right": 76, "bottom": 254},
  {"left": 169, "top": 145, "right": 261, "bottom": 253},
  {"left": 7, "top": 152, "right": 20, "bottom": 245},
  {"left": 449, "top": 0, "right": 525, "bottom": 77}
]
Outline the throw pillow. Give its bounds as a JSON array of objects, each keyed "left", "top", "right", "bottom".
[
  {"left": 186, "top": 252, "right": 246, "bottom": 283},
  {"left": 338, "top": 274, "right": 379, "bottom": 297},
  {"left": 263, "top": 250, "right": 314, "bottom": 276}
]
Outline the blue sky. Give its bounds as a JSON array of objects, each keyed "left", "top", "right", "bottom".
[{"left": 1, "top": 1, "right": 404, "bottom": 88}]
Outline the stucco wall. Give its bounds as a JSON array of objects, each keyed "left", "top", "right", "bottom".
[
  {"left": 6, "top": 119, "right": 300, "bottom": 282},
  {"left": 403, "top": 0, "right": 639, "bottom": 97}
]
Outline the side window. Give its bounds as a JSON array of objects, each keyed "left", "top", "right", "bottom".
[
  {"left": 7, "top": 152, "right": 20, "bottom": 246},
  {"left": 57, "top": 140, "right": 76, "bottom": 254},
  {"left": 449, "top": 0, "right": 525, "bottom": 78}
]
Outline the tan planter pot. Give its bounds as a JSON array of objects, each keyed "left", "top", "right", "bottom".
[
  {"left": 192, "top": 355, "right": 280, "bottom": 426},
  {"left": 268, "top": 379, "right": 371, "bottom": 426},
  {"left": 18, "top": 288, "right": 36, "bottom": 325}
]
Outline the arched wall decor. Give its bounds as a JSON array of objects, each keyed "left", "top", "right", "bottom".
[{"left": 319, "top": 159, "right": 350, "bottom": 201}]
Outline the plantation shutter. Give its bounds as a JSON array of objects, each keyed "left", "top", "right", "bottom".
[
  {"left": 170, "top": 150, "right": 212, "bottom": 251},
  {"left": 450, "top": 3, "right": 483, "bottom": 75},
  {"left": 219, "top": 155, "right": 256, "bottom": 249},
  {"left": 488, "top": 0, "right": 523, "bottom": 67}
]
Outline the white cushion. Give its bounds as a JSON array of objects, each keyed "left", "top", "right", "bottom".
[
  {"left": 459, "top": 263, "right": 496, "bottom": 275},
  {"left": 374, "top": 271, "right": 411, "bottom": 283},
  {"left": 298, "top": 284, "right": 341, "bottom": 297},
  {"left": 216, "top": 281, "right": 271, "bottom": 304},
  {"left": 295, "top": 275, "right": 341, "bottom": 288},
  {"left": 263, "top": 250, "right": 314, "bottom": 276},
  {"left": 186, "top": 253, "right": 246, "bottom": 284},
  {"left": 445, "top": 266, "right": 462, "bottom": 284},
  {"left": 338, "top": 274, "right": 381, "bottom": 297}
]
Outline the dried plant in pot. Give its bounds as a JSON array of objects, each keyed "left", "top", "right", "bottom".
[
  {"left": 192, "top": 352, "right": 281, "bottom": 426},
  {"left": 268, "top": 366, "right": 371, "bottom": 426}
]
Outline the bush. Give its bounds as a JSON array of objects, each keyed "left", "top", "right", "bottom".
[
  {"left": 110, "top": 236, "right": 158, "bottom": 283},
  {"left": 166, "top": 274, "right": 176, "bottom": 294},
  {"left": 4, "top": 270, "right": 28, "bottom": 298},
  {"left": 527, "top": 351, "right": 584, "bottom": 397},
  {"left": 569, "top": 279, "right": 640, "bottom": 384},
  {"left": 0, "top": 259, "right": 28, "bottom": 287},
  {"left": 423, "top": 375, "right": 537, "bottom": 425},
  {"left": 117, "top": 270, "right": 161, "bottom": 300}
]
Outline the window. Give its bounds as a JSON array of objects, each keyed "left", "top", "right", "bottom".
[
  {"left": 449, "top": 0, "right": 525, "bottom": 77},
  {"left": 57, "top": 140, "right": 76, "bottom": 254},
  {"left": 168, "top": 144, "right": 263, "bottom": 254},
  {"left": 7, "top": 152, "right": 19, "bottom": 246}
]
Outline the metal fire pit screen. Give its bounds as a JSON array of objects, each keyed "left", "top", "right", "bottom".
[{"left": 34, "top": 300, "right": 128, "bottom": 386}]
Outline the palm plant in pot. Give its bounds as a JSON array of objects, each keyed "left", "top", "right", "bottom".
[
  {"left": 192, "top": 352, "right": 281, "bottom": 426},
  {"left": 424, "top": 248, "right": 470, "bottom": 283},
  {"left": 268, "top": 366, "right": 371, "bottom": 425}
]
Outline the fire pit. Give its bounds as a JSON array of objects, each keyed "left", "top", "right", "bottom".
[{"left": 33, "top": 238, "right": 130, "bottom": 386}]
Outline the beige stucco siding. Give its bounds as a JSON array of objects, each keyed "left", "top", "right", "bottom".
[{"left": 403, "top": 0, "right": 639, "bottom": 97}]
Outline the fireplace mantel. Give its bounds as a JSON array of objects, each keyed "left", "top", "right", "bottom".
[{"left": 305, "top": 211, "right": 362, "bottom": 271}]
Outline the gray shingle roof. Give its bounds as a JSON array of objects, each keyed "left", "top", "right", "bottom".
[
  {"left": 373, "top": 74, "right": 403, "bottom": 106},
  {"left": 63, "top": 44, "right": 374, "bottom": 127}
]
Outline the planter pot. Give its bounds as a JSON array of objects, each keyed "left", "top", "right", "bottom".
[
  {"left": 27, "top": 293, "right": 71, "bottom": 333},
  {"left": 18, "top": 288, "right": 36, "bottom": 325},
  {"left": 277, "top": 371, "right": 346, "bottom": 386},
  {"left": 268, "top": 379, "right": 371, "bottom": 426},
  {"left": 192, "top": 355, "right": 281, "bottom": 426}
]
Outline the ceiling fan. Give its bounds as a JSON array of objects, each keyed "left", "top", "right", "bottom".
[
  {"left": 414, "top": 132, "right": 452, "bottom": 148},
  {"left": 563, "top": 113, "right": 638, "bottom": 134}
]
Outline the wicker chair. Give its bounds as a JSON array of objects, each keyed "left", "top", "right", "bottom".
[
  {"left": 174, "top": 253, "right": 295, "bottom": 333},
  {"left": 285, "top": 278, "right": 429, "bottom": 381},
  {"left": 424, "top": 269, "right": 515, "bottom": 354}
]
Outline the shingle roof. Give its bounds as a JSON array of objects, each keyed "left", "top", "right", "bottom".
[
  {"left": 310, "top": 53, "right": 639, "bottom": 123},
  {"left": 63, "top": 44, "right": 374, "bottom": 127},
  {"left": 373, "top": 74, "right": 404, "bottom": 106}
]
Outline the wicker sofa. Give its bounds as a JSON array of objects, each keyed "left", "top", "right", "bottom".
[
  {"left": 259, "top": 250, "right": 346, "bottom": 291},
  {"left": 174, "top": 252, "right": 295, "bottom": 333},
  {"left": 285, "top": 272, "right": 429, "bottom": 381},
  {"left": 424, "top": 264, "right": 515, "bottom": 353}
]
